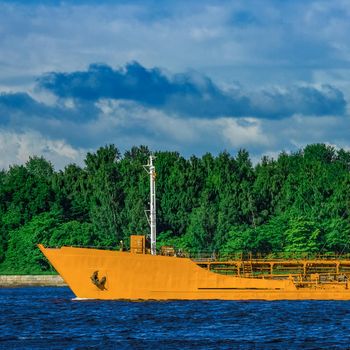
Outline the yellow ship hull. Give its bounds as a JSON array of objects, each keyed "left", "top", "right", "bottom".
[{"left": 38, "top": 245, "right": 350, "bottom": 300}]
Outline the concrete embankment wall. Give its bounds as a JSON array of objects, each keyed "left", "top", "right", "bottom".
[{"left": 0, "top": 275, "right": 67, "bottom": 287}]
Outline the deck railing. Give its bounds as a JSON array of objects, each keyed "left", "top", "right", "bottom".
[
  {"left": 45, "top": 244, "right": 350, "bottom": 261},
  {"left": 189, "top": 251, "right": 350, "bottom": 262}
]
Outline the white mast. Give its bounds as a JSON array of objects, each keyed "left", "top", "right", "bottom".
[{"left": 144, "top": 155, "right": 157, "bottom": 255}]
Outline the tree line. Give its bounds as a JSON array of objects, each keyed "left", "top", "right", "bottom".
[{"left": 0, "top": 143, "right": 349, "bottom": 273}]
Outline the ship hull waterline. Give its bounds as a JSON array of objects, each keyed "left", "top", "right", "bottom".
[{"left": 38, "top": 245, "right": 350, "bottom": 301}]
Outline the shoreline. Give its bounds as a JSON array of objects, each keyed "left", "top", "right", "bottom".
[{"left": 0, "top": 275, "right": 67, "bottom": 287}]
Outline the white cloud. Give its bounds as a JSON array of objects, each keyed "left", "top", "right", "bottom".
[
  {"left": 2, "top": 0, "right": 350, "bottom": 91},
  {"left": 1, "top": 101, "right": 350, "bottom": 169},
  {"left": 219, "top": 117, "right": 269, "bottom": 147},
  {"left": 262, "top": 114, "right": 350, "bottom": 152},
  {"left": 0, "top": 129, "right": 87, "bottom": 170},
  {"left": 1, "top": 1, "right": 350, "bottom": 167},
  {"left": 85, "top": 99, "right": 269, "bottom": 154},
  {"left": 2, "top": 86, "right": 350, "bottom": 169}
]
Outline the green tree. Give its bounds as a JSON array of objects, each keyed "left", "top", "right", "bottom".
[
  {"left": 85, "top": 145, "right": 124, "bottom": 247},
  {"left": 323, "top": 218, "right": 350, "bottom": 253},
  {"left": 0, "top": 211, "right": 61, "bottom": 274},
  {"left": 158, "top": 152, "right": 192, "bottom": 236},
  {"left": 119, "top": 146, "right": 150, "bottom": 244},
  {"left": 183, "top": 198, "right": 217, "bottom": 252},
  {"left": 285, "top": 216, "right": 320, "bottom": 253},
  {"left": 0, "top": 170, "right": 7, "bottom": 262},
  {"left": 49, "top": 221, "right": 96, "bottom": 247}
]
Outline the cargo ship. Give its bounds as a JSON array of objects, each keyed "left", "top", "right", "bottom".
[{"left": 39, "top": 156, "right": 350, "bottom": 300}]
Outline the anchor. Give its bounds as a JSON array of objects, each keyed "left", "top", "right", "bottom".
[{"left": 90, "top": 270, "right": 107, "bottom": 290}]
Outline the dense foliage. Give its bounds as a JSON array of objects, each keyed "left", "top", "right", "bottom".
[{"left": 0, "top": 143, "right": 350, "bottom": 273}]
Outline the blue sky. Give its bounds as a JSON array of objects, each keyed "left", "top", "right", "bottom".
[{"left": 0, "top": 0, "right": 350, "bottom": 168}]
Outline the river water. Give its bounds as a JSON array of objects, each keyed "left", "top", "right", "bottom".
[{"left": 1, "top": 287, "right": 350, "bottom": 349}]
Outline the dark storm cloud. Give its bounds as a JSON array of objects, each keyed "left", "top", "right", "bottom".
[
  {"left": 39, "top": 62, "right": 177, "bottom": 104},
  {"left": 0, "top": 93, "right": 45, "bottom": 118},
  {"left": 0, "top": 92, "right": 99, "bottom": 123},
  {"left": 251, "top": 85, "right": 346, "bottom": 119},
  {"left": 37, "top": 62, "right": 346, "bottom": 119}
]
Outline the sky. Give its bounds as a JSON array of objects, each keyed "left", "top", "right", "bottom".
[{"left": 1, "top": 0, "right": 350, "bottom": 169}]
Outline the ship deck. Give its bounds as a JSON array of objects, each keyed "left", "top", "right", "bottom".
[
  {"left": 39, "top": 245, "right": 350, "bottom": 299},
  {"left": 193, "top": 256, "right": 350, "bottom": 287}
]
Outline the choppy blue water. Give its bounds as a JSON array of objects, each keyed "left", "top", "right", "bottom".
[{"left": 1, "top": 287, "right": 350, "bottom": 349}]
